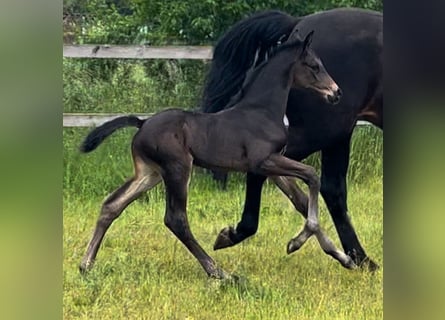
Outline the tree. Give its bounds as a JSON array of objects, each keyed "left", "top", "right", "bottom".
[{"left": 63, "top": 0, "right": 383, "bottom": 45}]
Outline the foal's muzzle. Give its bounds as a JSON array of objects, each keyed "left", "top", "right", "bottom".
[{"left": 327, "top": 87, "right": 342, "bottom": 105}]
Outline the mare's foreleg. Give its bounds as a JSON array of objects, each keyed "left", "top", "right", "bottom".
[
  {"left": 213, "top": 173, "right": 266, "bottom": 250},
  {"left": 210, "top": 169, "right": 229, "bottom": 190},
  {"left": 321, "top": 136, "right": 379, "bottom": 270},
  {"left": 214, "top": 173, "right": 309, "bottom": 251},
  {"left": 79, "top": 164, "right": 161, "bottom": 273},
  {"left": 256, "top": 154, "right": 355, "bottom": 269}
]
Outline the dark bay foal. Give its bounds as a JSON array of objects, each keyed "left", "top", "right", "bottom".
[{"left": 78, "top": 28, "right": 353, "bottom": 279}]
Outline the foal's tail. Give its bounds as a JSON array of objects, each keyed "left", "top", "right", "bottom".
[{"left": 80, "top": 116, "right": 144, "bottom": 153}]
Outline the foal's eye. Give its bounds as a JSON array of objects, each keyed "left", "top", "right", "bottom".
[{"left": 304, "top": 62, "right": 319, "bottom": 73}]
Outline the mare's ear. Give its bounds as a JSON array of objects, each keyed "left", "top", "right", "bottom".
[{"left": 302, "top": 30, "right": 315, "bottom": 52}]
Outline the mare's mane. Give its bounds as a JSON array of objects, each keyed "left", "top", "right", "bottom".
[
  {"left": 224, "top": 33, "right": 304, "bottom": 109},
  {"left": 200, "top": 10, "right": 300, "bottom": 113}
]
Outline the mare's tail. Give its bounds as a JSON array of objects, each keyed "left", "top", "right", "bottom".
[{"left": 80, "top": 115, "right": 145, "bottom": 153}]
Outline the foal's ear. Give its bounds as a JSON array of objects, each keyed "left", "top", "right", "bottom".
[
  {"left": 303, "top": 30, "right": 315, "bottom": 51},
  {"left": 288, "top": 24, "right": 299, "bottom": 41}
]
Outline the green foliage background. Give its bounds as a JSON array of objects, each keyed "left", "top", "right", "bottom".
[
  {"left": 63, "top": 0, "right": 382, "bottom": 45},
  {"left": 63, "top": 0, "right": 383, "bottom": 114}
]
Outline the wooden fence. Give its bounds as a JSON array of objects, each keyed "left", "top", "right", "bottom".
[
  {"left": 63, "top": 45, "right": 212, "bottom": 60},
  {"left": 63, "top": 112, "right": 370, "bottom": 128},
  {"left": 63, "top": 45, "right": 370, "bottom": 127},
  {"left": 63, "top": 113, "right": 153, "bottom": 127},
  {"left": 63, "top": 45, "right": 211, "bottom": 127}
]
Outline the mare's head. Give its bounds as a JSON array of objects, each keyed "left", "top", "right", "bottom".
[{"left": 286, "top": 28, "right": 342, "bottom": 105}]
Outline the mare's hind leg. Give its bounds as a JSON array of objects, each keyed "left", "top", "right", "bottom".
[
  {"left": 256, "top": 154, "right": 355, "bottom": 269},
  {"left": 162, "top": 161, "right": 231, "bottom": 279},
  {"left": 79, "top": 161, "right": 161, "bottom": 273}
]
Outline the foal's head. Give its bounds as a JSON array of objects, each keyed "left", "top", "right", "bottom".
[{"left": 286, "top": 28, "right": 342, "bottom": 105}]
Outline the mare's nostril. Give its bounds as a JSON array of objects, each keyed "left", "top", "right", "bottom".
[{"left": 337, "top": 88, "right": 343, "bottom": 97}]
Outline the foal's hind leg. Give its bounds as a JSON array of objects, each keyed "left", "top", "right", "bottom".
[
  {"left": 270, "top": 176, "right": 308, "bottom": 217},
  {"left": 256, "top": 154, "right": 355, "bottom": 269},
  {"left": 271, "top": 176, "right": 356, "bottom": 268},
  {"left": 162, "top": 161, "right": 231, "bottom": 279},
  {"left": 79, "top": 162, "right": 161, "bottom": 273}
]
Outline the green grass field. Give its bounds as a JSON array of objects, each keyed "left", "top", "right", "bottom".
[{"left": 63, "top": 126, "right": 382, "bottom": 320}]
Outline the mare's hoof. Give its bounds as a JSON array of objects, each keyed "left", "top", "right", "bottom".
[
  {"left": 358, "top": 257, "right": 380, "bottom": 272},
  {"left": 214, "top": 226, "right": 237, "bottom": 250},
  {"left": 286, "top": 238, "right": 304, "bottom": 254}
]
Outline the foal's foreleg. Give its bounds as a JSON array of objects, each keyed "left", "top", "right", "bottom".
[
  {"left": 256, "top": 154, "right": 355, "bottom": 269},
  {"left": 79, "top": 169, "right": 161, "bottom": 273},
  {"left": 162, "top": 164, "right": 231, "bottom": 279}
]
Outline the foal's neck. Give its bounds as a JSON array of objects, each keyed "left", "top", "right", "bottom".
[{"left": 235, "top": 49, "right": 296, "bottom": 122}]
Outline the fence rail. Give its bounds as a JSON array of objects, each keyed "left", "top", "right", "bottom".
[
  {"left": 63, "top": 113, "right": 370, "bottom": 127},
  {"left": 63, "top": 45, "right": 371, "bottom": 128},
  {"left": 63, "top": 45, "right": 213, "bottom": 60}
]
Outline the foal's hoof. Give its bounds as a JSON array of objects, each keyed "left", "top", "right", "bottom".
[
  {"left": 210, "top": 267, "right": 237, "bottom": 281},
  {"left": 79, "top": 260, "right": 93, "bottom": 275},
  {"left": 286, "top": 238, "right": 304, "bottom": 254},
  {"left": 341, "top": 256, "right": 358, "bottom": 270},
  {"left": 208, "top": 269, "right": 245, "bottom": 288},
  {"left": 214, "top": 226, "right": 237, "bottom": 250}
]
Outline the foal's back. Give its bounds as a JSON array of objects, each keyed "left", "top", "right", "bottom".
[{"left": 132, "top": 107, "right": 287, "bottom": 173}]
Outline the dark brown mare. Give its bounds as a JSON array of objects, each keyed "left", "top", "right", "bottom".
[
  {"left": 202, "top": 8, "right": 383, "bottom": 270},
  {"left": 78, "top": 29, "right": 352, "bottom": 279}
]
